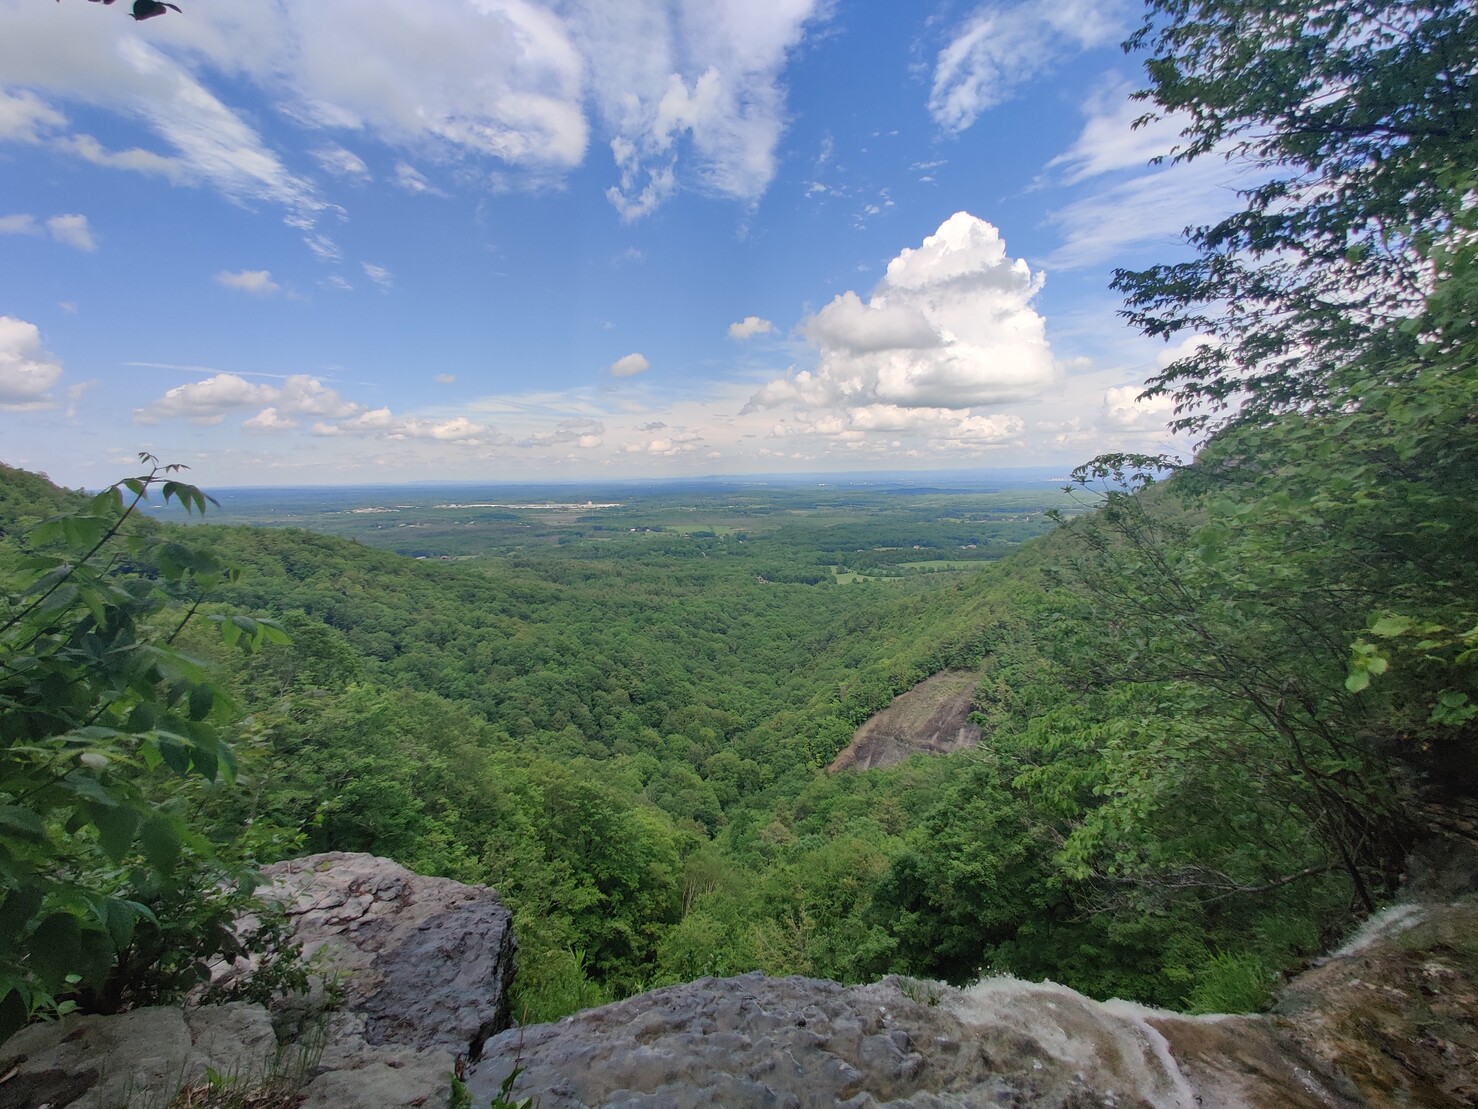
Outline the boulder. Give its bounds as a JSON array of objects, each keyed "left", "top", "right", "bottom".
[
  {"left": 255, "top": 851, "right": 517, "bottom": 1058},
  {"left": 0, "top": 852, "right": 516, "bottom": 1109},
  {"left": 0, "top": 1003, "right": 277, "bottom": 1109},
  {"left": 469, "top": 888, "right": 1478, "bottom": 1108}
]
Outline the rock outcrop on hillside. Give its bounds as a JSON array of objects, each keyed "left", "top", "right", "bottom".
[{"left": 829, "top": 670, "right": 982, "bottom": 773}]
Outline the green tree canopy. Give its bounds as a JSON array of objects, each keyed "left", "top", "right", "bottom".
[{"left": 1117, "top": 0, "right": 1477, "bottom": 427}]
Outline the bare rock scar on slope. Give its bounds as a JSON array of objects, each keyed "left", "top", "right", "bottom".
[{"left": 828, "top": 669, "right": 981, "bottom": 773}]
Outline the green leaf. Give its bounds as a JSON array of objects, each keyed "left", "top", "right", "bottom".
[
  {"left": 0, "top": 987, "right": 28, "bottom": 1044},
  {"left": 0, "top": 806, "right": 46, "bottom": 840},
  {"left": 28, "top": 913, "right": 85, "bottom": 992},
  {"left": 1370, "top": 614, "right": 1415, "bottom": 637},
  {"left": 90, "top": 802, "right": 140, "bottom": 864},
  {"left": 139, "top": 814, "right": 182, "bottom": 873}
]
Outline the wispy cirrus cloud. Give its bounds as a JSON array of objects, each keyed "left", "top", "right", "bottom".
[{"left": 929, "top": 0, "right": 1132, "bottom": 133}]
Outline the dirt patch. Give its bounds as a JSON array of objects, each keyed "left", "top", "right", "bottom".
[{"left": 828, "top": 669, "right": 981, "bottom": 773}]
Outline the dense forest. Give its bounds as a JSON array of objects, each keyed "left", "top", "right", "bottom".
[{"left": 1, "top": 0, "right": 1474, "bottom": 1047}]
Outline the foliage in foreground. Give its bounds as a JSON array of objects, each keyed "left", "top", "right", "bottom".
[{"left": 0, "top": 457, "right": 296, "bottom": 1039}]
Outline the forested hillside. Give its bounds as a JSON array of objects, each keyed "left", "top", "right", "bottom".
[{"left": 1, "top": 0, "right": 1473, "bottom": 1046}]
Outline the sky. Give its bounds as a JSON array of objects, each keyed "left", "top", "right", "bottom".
[{"left": 0, "top": 0, "right": 1243, "bottom": 487}]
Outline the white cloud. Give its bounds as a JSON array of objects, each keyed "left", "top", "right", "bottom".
[
  {"left": 576, "top": 0, "right": 826, "bottom": 219},
  {"left": 215, "top": 269, "right": 281, "bottom": 296},
  {"left": 727, "top": 315, "right": 773, "bottom": 340},
  {"left": 609, "top": 352, "right": 650, "bottom": 377},
  {"left": 0, "top": 89, "right": 65, "bottom": 143},
  {"left": 313, "top": 407, "right": 502, "bottom": 445},
  {"left": 304, "top": 234, "right": 343, "bottom": 263},
  {"left": 517, "top": 417, "right": 605, "bottom": 448},
  {"left": 243, "top": 407, "right": 300, "bottom": 431},
  {"left": 134, "top": 372, "right": 277, "bottom": 425},
  {"left": 134, "top": 372, "right": 361, "bottom": 424},
  {"left": 311, "top": 143, "right": 372, "bottom": 180},
  {"left": 930, "top": 0, "right": 1132, "bottom": 133},
  {"left": 394, "top": 416, "right": 489, "bottom": 442},
  {"left": 0, "top": 316, "right": 63, "bottom": 409},
  {"left": 1045, "top": 78, "right": 1184, "bottom": 185},
  {"left": 277, "top": 0, "right": 586, "bottom": 168},
  {"left": 0, "top": 1, "right": 573, "bottom": 229},
  {"left": 769, "top": 404, "right": 1023, "bottom": 447},
  {"left": 1101, "top": 384, "right": 1177, "bottom": 430},
  {"left": 3, "top": 1, "right": 828, "bottom": 223},
  {"left": 435, "top": 373, "right": 457, "bottom": 384},
  {"left": 1, "top": 213, "right": 98, "bottom": 250},
  {"left": 361, "top": 262, "right": 394, "bottom": 290},
  {"left": 274, "top": 375, "right": 362, "bottom": 418},
  {"left": 749, "top": 212, "right": 1056, "bottom": 412},
  {"left": 1043, "top": 156, "right": 1245, "bottom": 270},
  {"left": 0, "top": 214, "right": 39, "bottom": 235},
  {"left": 393, "top": 162, "right": 444, "bottom": 195},
  {"left": 59, "top": 133, "right": 189, "bottom": 182},
  {"left": 43, "top": 214, "right": 97, "bottom": 251}
]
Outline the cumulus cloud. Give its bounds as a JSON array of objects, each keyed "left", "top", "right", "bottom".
[
  {"left": 134, "top": 373, "right": 277, "bottom": 425},
  {"left": 930, "top": 0, "right": 1132, "bottom": 133},
  {"left": 727, "top": 315, "right": 773, "bottom": 340},
  {"left": 609, "top": 352, "right": 650, "bottom": 377},
  {"left": 619, "top": 429, "right": 706, "bottom": 456},
  {"left": 135, "top": 372, "right": 362, "bottom": 425},
  {"left": 1101, "top": 384, "right": 1177, "bottom": 430},
  {"left": 1, "top": 213, "right": 97, "bottom": 250},
  {"left": 770, "top": 404, "right": 1024, "bottom": 447},
  {"left": 0, "top": 214, "right": 39, "bottom": 236},
  {"left": 0, "top": 316, "right": 64, "bottom": 409},
  {"left": 243, "top": 406, "right": 300, "bottom": 431},
  {"left": 43, "top": 214, "right": 96, "bottom": 251},
  {"left": 434, "top": 373, "right": 457, "bottom": 384},
  {"left": 313, "top": 408, "right": 502, "bottom": 445},
  {"left": 517, "top": 417, "right": 605, "bottom": 448},
  {"left": 748, "top": 212, "right": 1056, "bottom": 413},
  {"left": 215, "top": 269, "right": 281, "bottom": 295}
]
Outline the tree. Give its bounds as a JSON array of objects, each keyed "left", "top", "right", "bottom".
[
  {"left": 1117, "top": 0, "right": 1477, "bottom": 428},
  {"left": 0, "top": 456, "right": 287, "bottom": 1036}
]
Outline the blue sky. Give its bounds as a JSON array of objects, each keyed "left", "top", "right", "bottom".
[{"left": 0, "top": 0, "right": 1240, "bottom": 487}]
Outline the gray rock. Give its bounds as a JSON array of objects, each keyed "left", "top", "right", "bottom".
[
  {"left": 0, "top": 1002, "right": 276, "bottom": 1109},
  {"left": 0, "top": 853, "right": 516, "bottom": 1108},
  {"left": 467, "top": 973, "right": 1182, "bottom": 1108},
  {"left": 254, "top": 851, "right": 518, "bottom": 1058}
]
